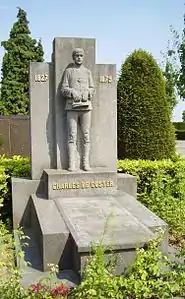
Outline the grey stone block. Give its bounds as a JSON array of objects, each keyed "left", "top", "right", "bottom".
[
  {"left": 74, "top": 246, "right": 137, "bottom": 275},
  {"left": 30, "top": 195, "right": 70, "bottom": 271},
  {"left": 15, "top": 229, "right": 79, "bottom": 288},
  {"left": 90, "top": 64, "right": 117, "bottom": 170},
  {"left": 53, "top": 37, "right": 95, "bottom": 170},
  {"left": 116, "top": 192, "right": 168, "bottom": 253},
  {"left": 29, "top": 62, "right": 56, "bottom": 180},
  {"left": 44, "top": 168, "right": 117, "bottom": 199},
  {"left": 12, "top": 177, "right": 44, "bottom": 229},
  {"left": 56, "top": 196, "right": 154, "bottom": 251},
  {"left": 56, "top": 196, "right": 154, "bottom": 275},
  {"left": 52, "top": 38, "right": 117, "bottom": 172},
  {"left": 117, "top": 173, "right": 137, "bottom": 198}
]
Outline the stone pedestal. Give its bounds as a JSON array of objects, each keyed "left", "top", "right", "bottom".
[
  {"left": 43, "top": 168, "right": 117, "bottom": 198},
  {"left": 12, "top": 169, "right": 168, "bottom": 278}
]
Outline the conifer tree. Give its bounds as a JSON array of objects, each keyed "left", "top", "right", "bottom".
[
  {"left": 117, "top": 49, "right": 176, "bottom": 160},
  {"left": 0, "top": 7, "right": 44, "bottom": 115}
]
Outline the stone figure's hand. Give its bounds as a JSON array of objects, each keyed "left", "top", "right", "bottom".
[
  {"left": 81, "top": 90, "right": 88, "bottom": 102},
  {"left": 72, "top": 90, "right": 81, "bottom": 102},
  {"left": 88, "top": 89, "right": 93, "bottom": 100}
]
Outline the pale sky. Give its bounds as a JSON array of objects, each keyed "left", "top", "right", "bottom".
[{"left": 0, "top": 0, "right": 185, "bottom": 120}]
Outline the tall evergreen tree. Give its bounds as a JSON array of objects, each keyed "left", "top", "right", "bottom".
[
  {"left": 0, "top": 7, "right": 44, "bottom": 115},
  {"left": 117, "top": 49, "right": 176, "bottom": 160}
]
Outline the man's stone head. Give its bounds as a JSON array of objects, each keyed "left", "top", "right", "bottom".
[{"left": 72, "top": 48, "right": 84, "bottom": 65}]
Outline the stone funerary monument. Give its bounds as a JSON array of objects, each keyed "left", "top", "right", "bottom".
[{"left": 12, "top": 37, "right": 167, "bottom": 283}]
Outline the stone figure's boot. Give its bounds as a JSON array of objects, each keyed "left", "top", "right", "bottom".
[
  {"left": 68, "top": 143, "right": 76, "bottom": 172},
  {"left": 83, "top": 143, "right": 91, "bottom": 171}
]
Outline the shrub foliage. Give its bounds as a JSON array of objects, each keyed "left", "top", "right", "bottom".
[
  {"left": 117, "top": 49, "right": 176, "bottom": 160},
  {"left": 0, "top": 155, "right": 30, "bottom": 220},
  {"left": 0, "top": 156, "right": 185, "bottom": 298},
  {"left": 118, "top": 157, "right": 185, "bottom": 248}
]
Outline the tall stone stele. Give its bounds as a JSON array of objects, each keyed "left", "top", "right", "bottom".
[{"left": 12, "top": 37, "right": 167, "bottom": 282}]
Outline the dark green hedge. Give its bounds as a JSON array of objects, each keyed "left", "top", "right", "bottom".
[
  {"left": 117, "top": 49, "right": 176, "bottom": 160},
  {"left": 173, "top": 123, "right": 185, "bottom": 140},
  {"left": 0, "top": 155, "right": 185, "bottom": 249},
  {"left": 173, "top": 122, "right": 185, "bottom": 131},
  {"left": 175, "top": 130, "right": 185, "bottom": 140},
  {"left": 0, "top": 156, "right": 30, "bottom": 221}
]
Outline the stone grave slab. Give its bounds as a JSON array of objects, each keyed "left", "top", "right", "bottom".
[
  {"left": 56, "top": 196, "right": 154, "bottom": 251},
  {"left": 55, "top": 196, "right": 154, "bottom": 274},
  {"left": 116, "top": 191, "right": 168, "bottom": 253}
]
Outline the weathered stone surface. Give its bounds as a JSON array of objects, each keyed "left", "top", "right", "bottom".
[
  {"left": 43, "top": 168, "right": 117, "bottom": 198},
  {"left": 55, "top": 196, "right": 154, "bottom": 251},
  {"left": 53, "top": 37, "right": 95, "bottom": 170},
  {"left": 30, "top": 195, "right": 70, "bottom": 271},
  {"left": 74, "top": 247, "right": 137, "bottom": 275},
  {"left": 53, "top": 38, "right": 117, "bottom": 171},
  {"left": 117, "top": 192, "right": 167, "bottom": 229},
  {"left": 29, "top": 62, "right": 56, "bottom": 179},
  {"left": 90, "top": 64, "right": 117, "bottom": 170},
  {"left": 116, "top": 192, "right": 168, "bottom": 253},
  {"left": 61, "top": 48, "right": 94, "bottom": 172},
  {"left": 117, "top": 173, "right": 137, "bottom": 198},
  {"left": 14, "top": 229, "right": 79, "bottom": 288},
  {"left": 56, "top": 196, "right": 154, "bottom": 275},
  {"left": 12, "top": 177, "right": 44, "bottom": 229}
]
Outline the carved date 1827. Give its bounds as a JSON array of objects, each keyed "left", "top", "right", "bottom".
[{"left": 34, "top": 73, "right": 48, "bottom": 82}]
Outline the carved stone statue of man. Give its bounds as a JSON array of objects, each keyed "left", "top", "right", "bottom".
[{"left": 61, "top": 48, "right": 94, "bottom": 172}]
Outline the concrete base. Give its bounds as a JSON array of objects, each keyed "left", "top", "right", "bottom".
[
  {"left": 14, "top": 229, "right": 79, "bottom": 288},
  {"left": 56, "top": 196, "right": 154, "bottom": 252},
  {"left": 12, "top": 170, "right": 168, "bottom": 284},
  {"left": 12, "top": 172, "right": 137, "bottom": 229},
  {"left": 117, "top": 173, "right": 137, "bottom": 198},
  {"left": 12, "top": 177, "right": 44, "bottom": 229},
  {"left": 116, "top": 192, "right": 168, "bottom": 253},
  {"left": 30, "top": 195, "right": 71, "bottom": 271},
  {"left": 24, "top": 192, "right": 168, "bottom": 277},
  {"left": 55, "top": 195, "right": 157, "bottom": 275}
]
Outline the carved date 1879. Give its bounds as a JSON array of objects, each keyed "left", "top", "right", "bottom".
[{"left": 100, "top": 75, "right": 112, "bottom": 83}]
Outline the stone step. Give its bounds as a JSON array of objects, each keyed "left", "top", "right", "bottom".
[
  {"left": 30, "top": 195, "right": 71, "bottom": 271},
  {"left": 15, "top": 228, "right": 79, "bottom": 288}
]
